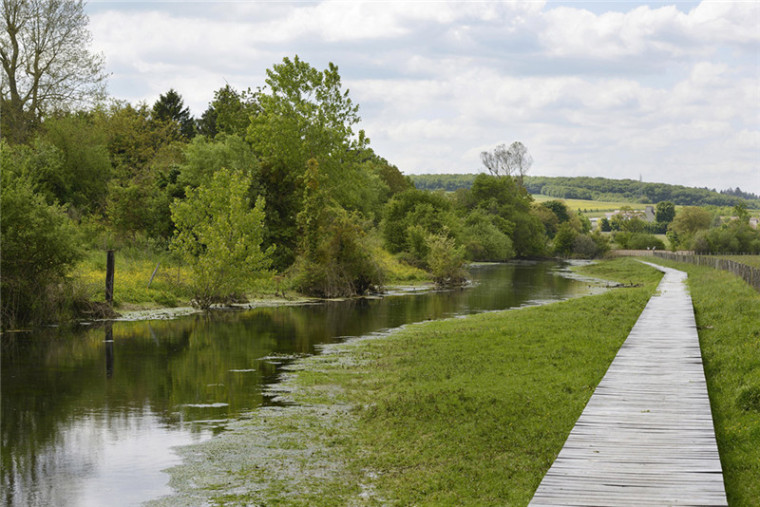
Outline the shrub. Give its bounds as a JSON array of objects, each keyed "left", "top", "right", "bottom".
[
  {"left": 571, "top": 234, "right": 598, "bottom": 258},
  {"left": 627, "top": 233, "right": 666, "bottom": 250},
  {"left": 426, "top": 233, "right": 467, "bottom": 286},
  {"left": 1, "top": 165, "right": 82, "bottom": 328},
  {"left": 170, "top": 168, "right": 272, "bottom": 308}
]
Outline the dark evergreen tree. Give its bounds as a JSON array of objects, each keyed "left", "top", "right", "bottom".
[{"left": 152, "top": 89, "right": 195, "bottom": 139}]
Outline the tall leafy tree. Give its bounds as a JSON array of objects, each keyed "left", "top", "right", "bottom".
[
  {"left": 247, "top": 56, "right": 369, "bottom": 269},
  {"left": 0, "top": 0, "right": 107, "bottom": 143}
]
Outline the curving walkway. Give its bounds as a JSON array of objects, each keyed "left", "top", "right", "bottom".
[{"left": 529, "top": 263, "right": 727, "bottom": 506}]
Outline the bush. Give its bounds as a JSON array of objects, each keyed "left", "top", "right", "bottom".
[
  {"left": 170, "top": 168, "right": 272, "bottom": 308},
  {"left": 426, "top": 233, "right": 467, "bottom": 286},
  {"left": 552, "top": 223, "right": 578, "bottom": 256},
  {"left": 1, "top": 165, "right": 82, "bottom": 328},
  {"left": 293, "top": 208, "right": 385, "bottom": 297},
  {"left": 461, "top": 210, "right": 515, "bottom": 261},
  {"left": 571, "top": 234, "right": 598, "bottom": 258},
  {"left": 627, "top": 233, "right": 666, "bottom": 250}
]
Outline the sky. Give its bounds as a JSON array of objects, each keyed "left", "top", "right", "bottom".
[{"left": 86, "top": 1, "right": 760, "bottom": 194}]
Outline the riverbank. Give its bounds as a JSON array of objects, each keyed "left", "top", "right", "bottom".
[{"left": 150, "top": 258, "right": 665, "bottom": 505}]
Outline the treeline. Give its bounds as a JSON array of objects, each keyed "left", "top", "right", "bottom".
[
  {"left": 411, "top": 174, "right": 760, "bottom": 209},
  {"left": 3, "top": 50, "right": 614, "bottom": 329}
]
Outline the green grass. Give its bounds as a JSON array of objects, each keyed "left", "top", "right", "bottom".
[
  {"left": 159, "top": 257, "right": 758, "bottom": 505},
  {"left": 646, "top": 257, "right": 760, "bottom": 506},
  {"left": 183, "top": 258, "right": 661, "bottom": 505},
  {"left": 715, "top": 255, "right": 760, "bottom": 269},
  {"left": 72, "top": 247, "right": 193, "bottom": 308}
]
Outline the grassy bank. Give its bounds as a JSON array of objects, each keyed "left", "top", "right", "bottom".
[
  {"left": 72, "top": 246, "right": 430, "bottom": 312},
  {"left": 156, "top": 258, "right": 663, "bottom": 505},
  {"left": 647, "top": 257, "right": 760, "bottom": 505}
]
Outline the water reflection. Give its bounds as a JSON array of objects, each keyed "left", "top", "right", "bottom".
[{"left": 1, "top": 262, "right": 597, "bottom": 506}]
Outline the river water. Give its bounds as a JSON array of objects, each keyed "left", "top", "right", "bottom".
[{"left": 1, "top": 262, "right": 599, "bottom": 506}]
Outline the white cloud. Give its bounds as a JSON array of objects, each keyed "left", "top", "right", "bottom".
[{"left": 86, "top": 1, "right": 760, "bottom": 193}]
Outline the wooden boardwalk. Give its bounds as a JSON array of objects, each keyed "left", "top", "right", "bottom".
[{"left": 529, "top": 263, "right": 727, "bottom": 506}]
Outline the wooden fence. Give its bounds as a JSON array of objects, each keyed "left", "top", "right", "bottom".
[{"left": 652, "top": 251, "right": 760, "bottom": 293}]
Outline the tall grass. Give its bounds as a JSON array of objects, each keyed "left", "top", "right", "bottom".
[{"left": 72, "top": 247, "right": 192, "bottom": 308}]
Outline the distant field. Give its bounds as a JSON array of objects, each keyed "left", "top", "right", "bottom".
[{"left": 531, "top": 194, "right": 648, "bottom": 217}]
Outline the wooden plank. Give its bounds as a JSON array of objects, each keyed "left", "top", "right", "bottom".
[{"left": 529, "top": 263, "right": 727, "bottom": 506}]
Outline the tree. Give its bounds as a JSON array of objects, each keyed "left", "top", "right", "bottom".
[
  {"left": 655, "top": 201, "right": 676, "bottom": 223},
  {"left": 480, "top": 141, "right": 533, "bottom": 181},
  {"left": 41, "top": 112, "right": 111, "bottom": 212},
  {"left": 669, "top": 207, "right": 712, "bottom": 240},
  {"left": 170, "top": 168, "right": 272, "bottom": 308},
  {"left": 247, "top": 56, "right": 370, "bottom": 268},
  {"left": 553, "top": 222, "right": 578, "bottom": 256},
  {"left": 197, "top": 84, "right": 258, "bottom": 138},
  {"left": 1, "top": 0, "right": 107, "bottom": 143},
  {"left": 152, "top": 88, "right": 195, "bottom": 139},
  {"left": 293, "top": 160, "right": 383, "bottom": 297}
]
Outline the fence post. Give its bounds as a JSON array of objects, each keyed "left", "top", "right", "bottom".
[{"left": 105, "top": 250, "right": 115, "bottom": 306}]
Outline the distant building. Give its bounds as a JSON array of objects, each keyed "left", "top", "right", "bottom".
[
  {"left": 605, "top": 207, "right": 655, "bottom": 223},
  {"left": 750, "top": 217, "right": 759, "bottom": 229},
  {"left": 644, "top": 206, "right": 655, "bottom": 222}
]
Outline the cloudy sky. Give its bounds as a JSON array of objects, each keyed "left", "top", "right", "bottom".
[{"left": 86, "top": 1, "right": 759, "bottom": 194}]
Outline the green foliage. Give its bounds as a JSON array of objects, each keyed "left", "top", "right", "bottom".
[
  {"left": 464, "top": 173, "right": 546, "bottom": 257},
  {"left": 382, "top": 189, "right": 455, "bottom": 256},
  {"left": 1, "top": 155, "right": 82, "bottom": 328},
  {"left": 294, "top": 159, "right": 384, "bottom": 297},
  {"left": 247, "top": 56, "right": 370, "bottom": 269},
  {"left": 107, "top": 179, "right": 171, "bottom": 240},
  {"left": 553, "top": 222, "right": 578, "bottom": 256},
  {"left": 170, "top": 168, "right": 272, "bottom": 308},
  {"left": 655, "top": 201, "right": 676, "bottom": 223},
  {"left": 629, "top": 233, "right": 665, "bottom": 250},
  {"left": 96, "top": 101, "right": 181, "bottom": 182},
  {"left": 571, "top": 234, "right": 598, "bottom": 258},
  {"left": 542, "top": 199, "right": 570, "bottom": 222},
  {"left": 460, "top": 209, "right": 515, "bottom": 261},
  {"left": 426, "top": 233, "right": 467, "bottom": 286},
  {"left": 197, "top": 84, "right": 259, "bottom": 138},
  {"left": 668, "top": 206, "right": 713, "bottom": 249},
  {"left": 600, "top": 216, "right": 612, "bottom": 231},
  {"left": 692, "top": 220, "right": 760, "bottom": 254},
  {"left": 152, "top": 88, "right": 195, "bottom": 139},
  {"left": 41, "top": 113, "right": 112, "bottom": 212},
  {"left": 178, "top": 134, "right": 259, "bottom": 190}
]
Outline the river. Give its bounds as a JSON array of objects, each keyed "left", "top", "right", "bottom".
[{"left": 1, "top": 261, "right": 600, "bottom": 506}]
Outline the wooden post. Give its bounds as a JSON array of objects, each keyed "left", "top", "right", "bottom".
[{"left": 105, "top": 250, "right": 115, "bottom": 306}]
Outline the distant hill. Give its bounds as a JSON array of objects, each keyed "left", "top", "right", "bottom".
[{"left": 409, "top": 174, "right": 760, "bottom": 209}]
